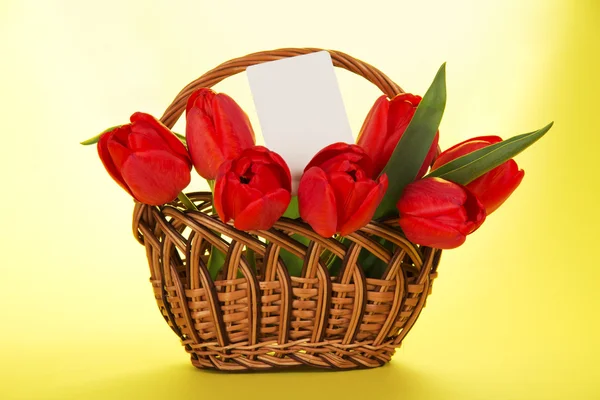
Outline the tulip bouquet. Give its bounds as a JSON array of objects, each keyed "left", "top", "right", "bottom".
[
  {"left": 80, "top": 49, "right": 556, "bottom": 371},
  {"left": 82, "top": 63, "right": 552, "bottom": 278}
]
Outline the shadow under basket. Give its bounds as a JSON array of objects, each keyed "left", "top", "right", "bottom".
[{"left": 131, "top": 48, "right": 442, "bottom": 371}]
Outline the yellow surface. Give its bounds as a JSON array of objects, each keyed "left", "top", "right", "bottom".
[{"left": 1, "top": 0, "right": 599, "bottom": 399}]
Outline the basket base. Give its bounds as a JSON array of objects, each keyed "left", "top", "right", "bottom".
[{"left": 184, "top": 340, "right": 397, "bottom": 371}]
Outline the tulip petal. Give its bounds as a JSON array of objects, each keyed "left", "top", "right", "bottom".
[
  {"left": 357, "top": 93, "right": 426, "bottom": 177},
  {"left": 106, "top": 137, "right": 132, "bottom": 172},
  {"left": 399, "top": 215, "right": 466, "bottom": 249},
  {"left": 434, "top": 207, "right": 468, "bottom": 230},
  {"left": 328, "top": 171, "right": 356, "bottom": 224},
  {"left": 417, "top": 131, "right": 439, "bottom": 179},
  {"left": 357, "top": 95, "right": 390, "bottom": 174},
  {"left": 332, "top": 174, "right": 374, "bottom": 228},
  {"left": 298, "top": 167, "right": 338, "bottom": 237},
  {"left": 186, "top": 107, "right": 223, "bottom": 179},
  {"left": 234, "top": 189, "right": 291, "bottom": 231},
  {"left": 305, "top": 143, "right": 374, "bottom": 177},
  {"left": 214, "top": 147, "right": 291, "bottom": 228},
  {"left": 398, "top": 178, "right": 467, "bottom": 218},
  {"left": 97, "top": 128, "right": 133, "bottom": 196},
  {"left": 467, "top": 160, "right": 524, "bottom": 214},
  {"left": 186, "top": 88, "right": 215, "bottom": 114},
  {"left": 261, "top": 148, "right": 292, "bottom": 191},
  {"left": 462, "top": 188, "right": 487, "bottom": 233},
  {"left": 126, "top": 129, "right": 170, "bottom": 153},
  {"left": 370, "top": 93, "right": 422, "bottom": 176},
  {"left": 339, "top": 174, "right": 388, "bottom": 236},
  {"left": 121, "top": 150, "right": 191, "bottom": 205},
  {"left": 396, "top": 177, "right": 485, "bottom": 246},
  {"left": 185, "top": 91, "right": 256, "bottom": 180},
  {"left": 232, "top": 153, "right": 253, "bottom": 177},
  {"left": 129, "top": 112, "right": 190, "bottom": 163},
  {"left": 432, "top": 136, "right": 503, "bottom": 170},
  {"left": 231, "top": 179, "right": 264, "bottom": 219},
  {"left": 250, "top": 163, "right": 288, "bottom": 194},
  {"left": 235, "top": 146, "right": 292, "bottom": 193},
  {"left": 214, "top": 93, "right": 256, "bottom": 145},
  {"left": 386, "top": 95, "right": 418, "bottom": 140},
  {"left": 393, "top": 93, "right": 422, "bottom": 105},
  {"left": 214, "top": 161, "right": 233, "bottom": 223}
]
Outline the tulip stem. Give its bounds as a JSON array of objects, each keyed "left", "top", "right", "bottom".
[
  {"left": 177, "top": 192, "right": 198, "bottom": 211},
  {"left": 80, "top": 125, "right": 122, "bottom": 145},
  {"left": 207, "top": 179, "right": 215, "bottom": 192}
]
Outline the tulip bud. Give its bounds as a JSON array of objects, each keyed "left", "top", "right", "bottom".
[
  {"left": 298, "top": 143, "right": 388, "bottom": 237},
  {"left": 396, "top": 177, "right": 486, "bottom": 249},
  {"left": 357, "top": 94, "right": 439, "bottom": 178},
  {"left": 185, "top": 88, "right": 256, "bottom": 180},
  {"left": 214, "top": 146, "right": 291, "bottom": 231},
  {"left": 431, "top": 136, "right": 525, "bottom": 214},
  {"left": 97, "top": 112, "right": 192, "bottom": 205}
]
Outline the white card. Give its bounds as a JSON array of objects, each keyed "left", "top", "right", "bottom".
[{"left": 246, "top": 51, "right": 354, "bottom": 193}]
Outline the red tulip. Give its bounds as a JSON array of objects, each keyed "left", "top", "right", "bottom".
[
  {"left": 357, "top": 93, "right": 439, "bottom": 178},
  {"left": 431, "top": 136, "right": 525, "bottom": 214},
  {"left": 97, "top": 112, "right": 192, "bottom": 206},
  {"left": 298, "top": 143, "right": 388, "bottom": 237},
  {"left": 397, "top": 178, "right": 486, "bottom": 249},
  {"left": 185, "top": 88, "right": 256, "bottom": 180},
  {"left": 214, "top": 146, "right": 291, "bottom": 231}
]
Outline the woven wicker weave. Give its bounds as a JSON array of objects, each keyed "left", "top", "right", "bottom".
[{"left": 132, "top": 48, "right": 442, "bottom": 371}]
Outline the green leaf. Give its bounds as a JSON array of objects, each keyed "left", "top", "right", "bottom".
[
  {"left": 327, "top": 236, "right": 348, "bottom": 276},
  {"left": 328, "top": 236, "right": 394, "bottom": 278},
  {"left": 425, "top": 122, "right": 554, "bottom": 184},
  {"left": 80, "top": 125, "right": 122, "bottom": 145},
  {"left": 328, "top": 254, "right": 343, "bottom": 276},
  {"left": 177, "top": 192, "right": 198, "bottom": 211},
  {"left": 360, "top": 237, "right": 395, "bottom": 278},
  {"left": 283, "top": 196, "right": 300, "bottom": 219},
  {"left": 279, "top": 233, "right": 309, "bottom": 276},
  {"left": 373, "top": 63, "right": 447, "bottom": 219},
  {"left": 173, "top": 131, "right": 187, "bottom": 144},
  {"left": 207, "top": 246, "right": 226, "bottom": 280}
]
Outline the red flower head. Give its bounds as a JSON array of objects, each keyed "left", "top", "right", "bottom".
[
  {"left": 97, "top": 112, "right": 191, "bottom": 205},
  {"left": 214, "top": 146, "right": 292, "bottom": 231},
  {"left": 357, "top": 94, "right": 439, "bottom": 178},
  {"left": 432, "top": 136, "right": 525, "bottom": 214},
  {"left": 298, "top": 143, "right": 388, "bottom": 237},
  {"left": 397, "top": 177, "right": 486, "bottom": 249},
  {"left": 186, "top": 88, "right": 256, "bottom": 180}
]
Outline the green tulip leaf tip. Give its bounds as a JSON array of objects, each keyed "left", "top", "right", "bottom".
[
  {"left": 80, "top": 125, "right": 122, "bottom": 145},
  {"left": 177, "top": 192, "right": 198, "bottom": 211},
  {"left": 425, "top": 121, "right": 554, "bottom": 184},
  {"left": 283, "top": 196, "right": 300, "bottom": 219},
  {"left": 173, "top": 131, "right": 187, "bottom": 144}
]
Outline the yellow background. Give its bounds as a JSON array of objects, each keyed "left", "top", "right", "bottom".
[{"left": 1, "top": 0, "right": 599, "bottom": 398}]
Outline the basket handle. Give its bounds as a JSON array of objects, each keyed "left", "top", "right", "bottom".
[{"left": 159, "top": 47, "right": 404, "bottom": 129}]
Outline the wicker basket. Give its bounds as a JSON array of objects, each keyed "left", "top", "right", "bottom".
[{"left": 132, "top": 48, "right": 442, "bottom": 371}]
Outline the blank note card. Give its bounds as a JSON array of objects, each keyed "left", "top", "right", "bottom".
[{"left": 246, "top": 51, "right": 354, "bottom": 193}]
